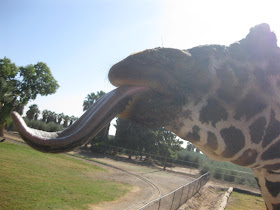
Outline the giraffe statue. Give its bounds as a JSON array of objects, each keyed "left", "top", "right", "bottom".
[{"left": 11, "top": 23, "right": 280, "bottom": 209}]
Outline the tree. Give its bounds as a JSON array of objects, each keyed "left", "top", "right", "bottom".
[
  {"left": 57, "top": 113, "right": 64, "bottom": 125},
  {"left": 69, "top": 116, "right": 78, "bottom": 126},
  {"left": 26, "top": 104, "right": 40, "bottom": 120},
  {"left": 83, "top": 91, "right": 109, "bottom": 143},
  {"left": 63, "top": 115, "right": 70, "bottom": 128},
  {"left": 0, "top": 57, "right": 59, "bottom": 137},
  {"left": 46, "top": 111, "right": 57, "bottom": 124},
  {"left": 42, "top": 110, "right": 49, "bottom": 123},
  {"left": 83, "top": 91, "right": 105, "bottom": 111}
]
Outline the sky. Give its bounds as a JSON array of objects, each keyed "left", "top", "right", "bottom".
[{"left": 1, "top": 0, "right": 280, "bottom": 136}]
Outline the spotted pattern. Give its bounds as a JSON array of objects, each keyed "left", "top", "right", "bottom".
[
  {"left": 262, "top": 110, "right": 280, "bottom": 148},
  {"left": 249, "top": 117, "right": 266, "bottom": 144},
  {"left": 272, "top": 203, "right": 280, "bottom": 210},
  {"left": 199, "top": 98, "right": 228, "bottom": 127},
  {"left": 263, "top": 163, "right": 280, "bottom": 171},
  {"left": 232, "top": 149, "right": 258, "bottom": 166},
  {"left": 262, "top": 141, "right": 280, "bottom": 161},
  {"left": 206, "top": 131, "right": 218, "bottom": 150},
  {"left": 220, "top": 126, "right": 245, "bottom": 158},
  {"left": 234, "top": 92, "right": 267, "bottom": 121},
  {"left": 216, "top": 65, "right": 239, "bottom": 103},
  {"left": 186, "top": 125, "right": 200, "bottom": 142},
  {"left": 265, "top": 179, "right": 280, "bottom": 197}
]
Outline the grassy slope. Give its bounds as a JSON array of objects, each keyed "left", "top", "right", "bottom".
[
  {"left": 225, "top": 192, "right": 266, "bottom": 210},
  {"left": 0, "top": 143, "right": 130, "bottom": 209}
]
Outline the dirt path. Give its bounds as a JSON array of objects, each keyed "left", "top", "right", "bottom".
[{"left": 178, "top": 182, "right": 227, "bottom": 210}]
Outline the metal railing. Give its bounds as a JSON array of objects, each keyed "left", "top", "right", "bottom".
[{"left": 139, "top": 172, "right": 210, "bottom": 210}]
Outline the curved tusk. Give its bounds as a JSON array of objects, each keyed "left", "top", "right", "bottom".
[{"left": 11, "top": 86, "right": 148, "bottom": 153}]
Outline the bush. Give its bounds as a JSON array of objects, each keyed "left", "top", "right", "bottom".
[
  {"left": 200, "top": 165, "right": 210, "bottom": 175},
  {"left": 224, "top": 170, "right": 236, "bottom": 182},
  {"left": 24, "top": 118, "right": 64, "bottom": 132},
  {"left": 213, "top": 168, "right": 223, "bottom": 180}
]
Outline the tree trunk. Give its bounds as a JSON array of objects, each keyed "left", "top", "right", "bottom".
[{"left": 0, "top": 123, "right": 5, "bottom": 137}]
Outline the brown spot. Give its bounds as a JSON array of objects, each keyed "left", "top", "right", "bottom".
[
  {"left": 262, "top": 141, "right": 280, "bottom": 160},
  {"left": 216, "top": 64, "right": 240, "bottom": 103},
  {"left": 267, "top": 170, "right": 280, "bottom": 175},
  {"left": 206, "top": 131, "right": 218, "bottom": 151},
  {"left": 234, "top": 92, "right": 266, "bottom": 121},
  {"left": 186, "top": 126, "right": 200, "bottom": 142},
  {"left": 229, "top": 62, "right": 249, "bottom": 85},
  {"left": 199, "top": 98, "right": 228, "bottom": 127},
  {"left": 255, "top": 177, "right": 261, "bottom": 189},
  {"left": 220, "top": 126, "right": 245, "bottom": 158},
  {"left": 272, "top": 204, "right": 280, "bottom": 210},
  {"left": 263, "top": 163, "right": 280, "bottom": 171},
  {"left": 182, "top": 110, "right": 193, "bottom": 121},
  {"left": 231, "top": 149, "right": 258, "bottom": 166},
  {"left": 262, "top": 110, "right": 280, "bottom": 147},
  {"left": 249, "top": 117, "right": 266, "bottom": 144},
  {"left": 265, "top": 179, "right": 280, "bottom": 197}
]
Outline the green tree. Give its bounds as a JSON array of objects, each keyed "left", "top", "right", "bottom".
[
  {"left": 41, "top": 110, "right": 49, "bottom": 123},
  {"left": 82, "top": 90, "right": 109, "bottom": 150},
  {"left": 46, "top": 111, "right": 57, "bottom": 124},
  {"left": 69, "top": 116, "right": 78, "bottom": 126},
  {"left": 83, "top": 91, "right": 106, "bottom": 111},
  {"left": 63, "top": 115, "right": 70, "bottom": 128},
  {"left": 57, "top": 113, "right": 64, "bottom": 125},
  {"left": 26, "top": 104, "right": 40, "bottom": 120},
  {"left": 0, "top": 57, "right": 59, "bottom": 137}
]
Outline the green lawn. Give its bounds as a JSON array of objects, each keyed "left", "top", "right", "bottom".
[
  {"left": 0, "top": 142, "right": 130, "bottom": 209},
  {"left": 226, "top": 191, "right": 266, "bottom": 210}
]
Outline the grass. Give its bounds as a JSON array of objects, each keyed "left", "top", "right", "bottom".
[
  {"left": 0, "top": 142, "right": 130, "bottom": 209},
  {"left": 225, "top": 192, "right": 266, "bottom": 210}
]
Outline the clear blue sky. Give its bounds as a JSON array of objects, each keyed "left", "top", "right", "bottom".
[{"left": 1, "top": 0, "right": 280, "bottom": 135}]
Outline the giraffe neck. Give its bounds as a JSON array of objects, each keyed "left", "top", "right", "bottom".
[
  {"left": 165, "top": 45, "right": 280, "bottom": 209},
  {"left": 253, "top": 168, "right": 280, "bottom": 210},
  {"left": 167, "top": 55, "right": 280, "bottom": 169}
]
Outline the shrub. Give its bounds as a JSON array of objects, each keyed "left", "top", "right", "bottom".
[
  {"left": 200, "top": 165, "right": 210, "bottom": 175},
  {"left": 213, "top": 168, "right": 223, "bottom": 180},
  {"left": 224, "top": 170, "right": 236, "bottom": 182},
  {"left": 24, "top": 118, "right": 63, "bottom": 132}
]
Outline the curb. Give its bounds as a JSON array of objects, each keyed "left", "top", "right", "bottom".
[{"left": 218, "top": 187, "right": 233, "bottom": 210}]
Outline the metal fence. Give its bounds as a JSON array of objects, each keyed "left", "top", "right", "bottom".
[{"left": 139, "top": 172, "right": 210, "bottom": 210}]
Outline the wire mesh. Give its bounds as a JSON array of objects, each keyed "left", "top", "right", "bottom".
[{"left": 139, "top": 172, "right": 210, "bottom": 210}]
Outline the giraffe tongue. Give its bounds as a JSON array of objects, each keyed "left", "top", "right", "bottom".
[{"left": 11, "top": 86, "right": 148, "bottom": 153}]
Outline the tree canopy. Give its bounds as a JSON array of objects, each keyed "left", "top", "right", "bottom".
[{"left": 0, "top": 57, "right": 59, "bottom": 136}]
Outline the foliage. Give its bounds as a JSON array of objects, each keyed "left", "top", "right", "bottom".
[
  {"left": 82, "top": 90, "right": 109, "bottom": 148},
  {"left": 0, "top": 142, "right": 130, "bottom": 209},
  {"left": 113, "top": 118, "right": 183, "bottom": 160},
  {"left": 24, "top": 118, "right": 64, "bottom": 132},
  {"left": 22, "top": 105, "right": 79, "bottom": 132},
  {"left": 0, "top": 57, "right": 59, "bottom": 136},
  {"left": 83, "top": 90, "right": 105, "bottom": 111},
  {"left": 178, "top": 149, "right": 258, "bottom": 187},
  {"left": 26, "top": 104, "right": 40, "bottom": 120}
]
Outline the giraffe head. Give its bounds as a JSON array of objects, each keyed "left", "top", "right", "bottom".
[{"left": 109, "top": 23, "right": 280, "bottom": 131}]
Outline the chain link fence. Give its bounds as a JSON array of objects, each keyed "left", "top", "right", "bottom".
[{"left": 139, "top": 172, "right": 210, "bottom": 210}]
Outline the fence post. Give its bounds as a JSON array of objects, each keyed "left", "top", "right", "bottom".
[
  {"left": 179, "top": 186, "right": 184, "bottom": 206},
  {"left": 158, "top": 198, "right": 161, "bottom": 210},
  {"left": 170, "top": 192, "right": 176, "bottom": 210}
]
